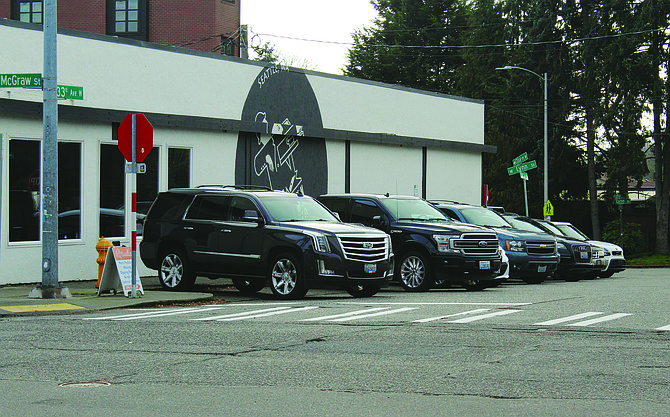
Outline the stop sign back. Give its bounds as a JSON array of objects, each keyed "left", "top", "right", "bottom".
[{"left": 118, "top": 113, "right": 153, "bottom": 162}]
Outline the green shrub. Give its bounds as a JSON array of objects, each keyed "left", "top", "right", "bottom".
[{"left": 602, "top": 220, "right": 644, "bottom": 255}]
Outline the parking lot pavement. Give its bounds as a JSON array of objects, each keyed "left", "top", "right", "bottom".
[{"left": 0, "top": 276, "right": 213, "bottom": 316}]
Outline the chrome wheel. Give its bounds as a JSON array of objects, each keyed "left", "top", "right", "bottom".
[
  {"left": 397, "top": 252, "right": 432, "bottom": 291},
  {"left": 269, "top": 254, "right": 307, "bottom": 299},
  {"left": 159, "top": 249, "right": 194, "bottom": 290}
]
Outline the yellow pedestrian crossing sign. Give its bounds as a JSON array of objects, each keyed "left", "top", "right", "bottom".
[{"left": 543, "top": 200, "right": 554, "bottom": 216}]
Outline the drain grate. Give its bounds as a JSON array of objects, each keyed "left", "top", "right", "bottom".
[{"left": 59, "top": 382, "right": 111, "bottom": 388}]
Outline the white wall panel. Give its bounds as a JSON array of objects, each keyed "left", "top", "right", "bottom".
[
  {"left": 350, "top": 142, "right": 422, "bottom": 196},
  {"left": 425, "top": 149, "right": 482, "bottom": 204}
]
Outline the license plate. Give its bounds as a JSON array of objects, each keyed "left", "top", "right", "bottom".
[
  {"left": 364, "top": 263, "right": 376, "bottom": 273},
  {"left": 479, "top": 260, "right": 491, "bottom": 270},
  {"left": 580, "top": 252, "right": 588, "bottom": 259},
  {"left": 538, "top": 265, "right": 547, "bottom": 273}
]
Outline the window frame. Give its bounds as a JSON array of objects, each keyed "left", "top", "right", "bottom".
[
  {"left": 106, "top": 0, "right": 148, "bottom": 41},
  {"left": 11, "top": 0, "right": 43, "bottom": 24}
]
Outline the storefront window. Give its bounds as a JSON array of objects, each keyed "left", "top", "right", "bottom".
[
  {"left": 99, "top": 143, "right": 158, "bottom": 238},
  {"left": 8, "top": 139, "right": 40, "bottom": 242},
  {"left": 8, "top": 139, "right": 81, "bottom": 242},
  {"left": 168, "top": 148, "right": 191, "bottom": 189}
]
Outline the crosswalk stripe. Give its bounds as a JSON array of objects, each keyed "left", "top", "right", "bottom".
[
  {"left": 533, "top": 312, "right": 603, "bottom": 326},
  {"left": 301, "top": 307, "right": 390, "bottom": 322},
  {"left": 447, "top": 309, "right": 523, "bottom": 323},
  {"left": 217, "top": 306, "right": 319, "bottom": 321},
  {"left": 192, "top": 306, "right": 293, "bottom": 321},
  {"left": 330, "top": 307, "right": 417, "bottom": 322},
  {"left": 413, "top": 308, "right": 491, "bottom": 323},
  {"left": 567, "top": 313, "right": 633, "bottom": 327},
  {"left": 112, "top": 306, "right": 226, "bottom": 321},
  {"left": 83, "top": 309, "right": 173, "bottom": 320},
  {"left": 655, "top": 324, "right": 670, "bottom": 331}
]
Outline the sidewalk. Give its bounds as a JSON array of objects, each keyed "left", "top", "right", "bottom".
[{"left": 0, "top": 276, "right": 214, "bottom": 316}]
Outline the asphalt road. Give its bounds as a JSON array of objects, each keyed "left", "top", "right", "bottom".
[{"left": 0, "top": 268, "right": 668, "bottom": 417}]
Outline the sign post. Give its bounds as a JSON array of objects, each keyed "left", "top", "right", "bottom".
[
  {"left": 118, "top": 113, "right": 153, "bottom": 298},
  {"left": 508, "top": 153, "right": 537, "bottom": 216},
  {"left": 614, "top": 194, "right": 631, "bottom": 248}
]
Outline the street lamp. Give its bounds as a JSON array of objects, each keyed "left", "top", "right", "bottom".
[{"left": 496, "top": 65, "right": 549, "bottom": 218}]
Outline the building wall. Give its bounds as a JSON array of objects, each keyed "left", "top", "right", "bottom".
[
  {"left": 0, "top": 21, "right": 492, "bottom": 285},
  {"left": 0, "top": 0, "right": 241, "bottom": 54}
]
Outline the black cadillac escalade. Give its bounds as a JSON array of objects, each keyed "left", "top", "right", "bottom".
[
  {"left": 140, "top": 186, "right": 393, "bottom": 299},
  {"left": 318, "top": 194, "right": 503, "bottom": 291}
]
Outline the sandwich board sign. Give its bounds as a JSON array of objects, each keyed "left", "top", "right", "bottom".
[{"left": 97, "top": 246, "right": 144, "bottom": 297}]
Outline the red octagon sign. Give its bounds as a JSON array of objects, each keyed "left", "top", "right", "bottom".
[{"left": 118, "top": 113, "right": 153, "bottom": 162}]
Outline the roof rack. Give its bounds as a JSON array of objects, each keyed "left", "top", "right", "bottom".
[{"left": 196, "top": 185, "right": 272, "bottom": 191}]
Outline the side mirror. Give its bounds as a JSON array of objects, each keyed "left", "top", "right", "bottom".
[
  {"left": 243, "top": 210, "right": 264, "bottom": 225},
  {"left": 333, "top": 212, "right": 341, "bottom": 221},
  {"left": 372, "top": 215, "right": 386, "bottom": 227}
]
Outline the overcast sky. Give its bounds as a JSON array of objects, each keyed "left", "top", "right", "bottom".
[{"left": 240, "top": 0, "right": 378, "bottom": 74}]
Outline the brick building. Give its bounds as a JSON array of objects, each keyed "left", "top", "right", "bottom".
[{"left": 0, "top": 0, "right": 242, "bottom": 55}]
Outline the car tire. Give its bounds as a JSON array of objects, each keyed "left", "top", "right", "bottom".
[
  {"left": 461, "top": 280, "right": 487, "bottom": 291},
  {"left": 159, "top": 248, "right": 195, "bottom": 291},
  {"left": 269, "top": 253, "right": 308, "bottom": 299},
  {"left": 345, "top": 284, "right": 381, "bottom": 298},
  {"left": 232, "top": 279, "right": 266, "bottom": 294},
  {"left": 397, "top": 251, "right": 433, "bottom": 292},
  {"left": 598, "top": 271, "right": 615, "bottom": 278}
]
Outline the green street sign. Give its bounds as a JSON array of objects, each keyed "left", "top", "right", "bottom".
[
  {"left": 0, "top": 73, "right": 42, "bottom": 88},
  {"left": 615, "top": 198, "right": 631, "bottom": 205},
  {"left": 513, "top": 152, "right": 528, "bottom": 166},
  {"left": 507, "top": 160, "right": 537, "bottom": 175},
  {"left": 57, "top": 85, "right": 84, "bottom": 100}
]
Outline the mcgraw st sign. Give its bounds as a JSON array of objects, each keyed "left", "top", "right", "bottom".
[
  {"left": 507, "top": 160, "right": 537, "bottom": 176},
  {"left": 512, "top": 152, "right": 528, "bottom": 166},
  {"left": 0, "top": 73, "right": 42, "bottom": 88}
]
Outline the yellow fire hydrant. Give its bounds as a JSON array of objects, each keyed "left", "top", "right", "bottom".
[{"left": 96, "top": 236, "right": 114, "bottom": 288}]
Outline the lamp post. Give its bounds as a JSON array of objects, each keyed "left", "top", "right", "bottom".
[{"left": 496, "top": 65, "right": 549, "bottom": 217}]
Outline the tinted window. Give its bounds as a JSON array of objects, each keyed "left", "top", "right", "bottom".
[
  {"left": 149, "top": 193, "right": 192, "bottom": 220},
  {"left": 320, "top": 198, "right": 349, "bottom": 221},
  {"left": 229, "top": 196, "right": 259, "bottom": 221},
  {"left": 185, "top": 195, "right": 229, "bottom": 220},
  {"left": 351, "top": 200, "right": 384, "bottom": 227}
]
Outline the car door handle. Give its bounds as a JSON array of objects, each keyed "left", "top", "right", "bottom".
[
  {"left": 220, "top": 229, "right": 232, "bottom": 233},
  {"left": 183, "top": 226, "right": 194, "bottom": 230}
]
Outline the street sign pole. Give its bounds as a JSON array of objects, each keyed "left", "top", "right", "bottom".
[
  {"left": 130, "top": 114, "right": 138, "bottom": 299},
  {"left": 521, "top": 173, "right": 529, "bottom": 216}
]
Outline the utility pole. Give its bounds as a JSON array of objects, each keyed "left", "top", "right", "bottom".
[{"left": 29, "top": 0, "right": 70, "bottom": 299}]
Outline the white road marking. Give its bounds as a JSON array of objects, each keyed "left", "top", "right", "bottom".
[
  {"left": 447, "top": 309, "right": 523, "bottom": 323},
  {"left": 533, "top": 312, "right": 604, "bottom": 326},
  {"left": 301, "top": 307, "right": 391, "bottom": 322},
  {"left": 111, "top": 306, "right": 226, "bottom": 321},
  {"left": 192, "top": 306, "right": 293, "bottom": 321},
  {"left": 217, "top": 306, "right": 319, "bottom": 321},
  {"left": 330, "top": 307, "right": 417, "bottom": 322},
  {"left": 413, "top": 308, "right": 491, "bottom": 323},
  {"left": 567, "top": 313, "right": 633, "bottom": 327},
  {"left": 83, "top": 309, "right": 173, "bottom": 320},
  {"left": 655, "top": 324, "right": 670, "bottom": 331}
]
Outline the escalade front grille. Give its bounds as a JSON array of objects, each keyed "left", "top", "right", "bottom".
[
  {"left": 526, "top": 240, "right": 556, "bottom": 255},
  {"left": 337, "top": 235, "right": 390, "bottom": 262},
  {"left": 452, "top": 233, "right": 499, "bottom": 256}
]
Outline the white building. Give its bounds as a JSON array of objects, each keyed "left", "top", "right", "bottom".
[{"left": 0, "top": 19, "right": 495, "bottom": 285}]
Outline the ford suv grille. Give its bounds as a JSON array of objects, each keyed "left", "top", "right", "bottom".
[
  {"left": 526, "top": 240, "right": 556, "bottom": 255},
  {"left": 452, "top": 233, "right": 499, "bottom": 256},
  {"left": 338, "top": 235, "right": 390, "bottom": 262}
]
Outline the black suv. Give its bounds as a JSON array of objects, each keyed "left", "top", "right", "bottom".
[
  {"left": 318, "top": 194, "right": 502, "bottom": 291},
  {"left": 140, "top": 186, "right": 393, "bottom": 299}
]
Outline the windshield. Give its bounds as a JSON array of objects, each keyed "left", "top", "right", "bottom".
[
  {"left": 460, "top": 207, "right": 511, "bottom": 227},
  {"left": 505, "top": 216, "right": 546, "bottom": 233},
  {"left": 555, "top": 224, "right": 589, "bottom": 240},
  {"left": 257, "top": 195, "right": 338, "bottom": 222},
  {"left": 379, "top": 198, "right": 449, "bottom": 221},
  {"left": 538, "top": 220, "right": 565, "bottom": 236}
]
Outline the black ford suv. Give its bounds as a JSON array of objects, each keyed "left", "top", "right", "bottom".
[
  {"left": 140, "top": 186, "right": 393, "bottom": 299},
  {"left": 318, "top": 194, "right": 502, "bottom": 291}
]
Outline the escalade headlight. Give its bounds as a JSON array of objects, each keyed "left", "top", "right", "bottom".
[
  {"left": 433, "top": 234, "right": 459, "bottom": 253},
  {"left": 305, "top": 232, "right": 331, "bottom": 253},
  {"left": 505, "top": 240, "right": 525, "bottom": 252}
]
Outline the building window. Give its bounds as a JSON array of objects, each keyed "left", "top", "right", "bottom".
[
  {"left": 106, "top": 0, "right": 147, "bottom": 41},
  {"left": 168, "top": 148, "right": 191, "bottom": 189},
  {"left": 8, "top": 139, "right": 82, "bottom": 242},
  {"left": 11, "top": 1, "right": 43, "bottom": 24},
  {"left": 99, "top": 142, "right": 158, "bottom": 238}
]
